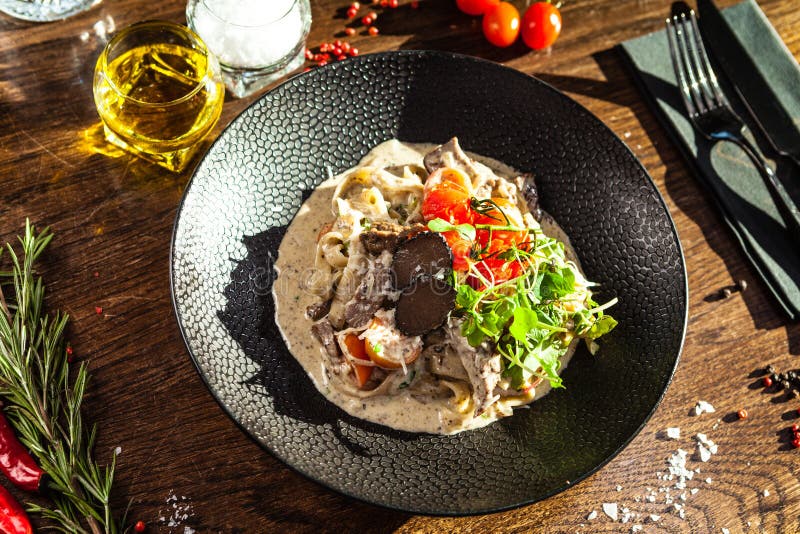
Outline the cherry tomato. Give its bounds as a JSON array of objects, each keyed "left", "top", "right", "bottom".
[
  {"left": 455, "top": 0, "right": 499, "bottom": 16},
  {"left": 482, "top": 2, "right": 520, "bottom": 48},
  {"left": 422, "top": 168, "right": 473, "bottom": 224},
  {"left": 521, "top": 2, "right": 562, "bottom": 50},
  {"left": 343, "top": 334, "right": 373, "bottom": 388}
]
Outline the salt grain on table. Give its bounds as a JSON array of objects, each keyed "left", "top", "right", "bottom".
[
  {"left": 586, "top": 510, "right": 597, "bottom": 521},
  {"left": 763, "top": 489, "right": 770, "bottom": 497},
  {"left": 603, "top": 502, "right": 618, "bottom": 521},
  {"left": 692, "top": 400, "right": 716, "bottom": 416},
  {"left": 665, "top": 427, "right": 681, "bottom": 439}
]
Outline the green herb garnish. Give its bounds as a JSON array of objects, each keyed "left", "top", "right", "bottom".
[{"left": 452, "top": 230, "right": 617, "bottom": 390}]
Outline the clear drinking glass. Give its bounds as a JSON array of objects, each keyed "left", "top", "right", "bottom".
[
  {"left": 0, "top": 0, "right": 99, "bottom": 21},
  {"left": 92, "top": 21, "right": 225, "bottom": 173},
  {"left": 186, "top": 0, "right": 312, "bottom": 98}
]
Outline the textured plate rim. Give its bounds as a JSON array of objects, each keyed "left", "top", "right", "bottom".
[{"left": 169, "top": 49, "right": 689, "bottom": 516}]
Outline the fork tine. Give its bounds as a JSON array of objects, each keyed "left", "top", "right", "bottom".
[
  {"left": 687, "top": 10, "right": 729, "bottom": 108},
  {"left": 676, "top": 13, "right": 713, "bottom": 114},
  {"left": 682, "top": 11, "right": 718, "bottom": 110},
  {"left": 666, "top": 16, "right": 697, "bottom": 118}
]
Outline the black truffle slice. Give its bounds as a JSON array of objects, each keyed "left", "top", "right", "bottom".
[
  {"left": 395, "top": 277, "right": 456, "bottom": 337},
  {"left": 391, "top": 232, "right": 453, "bottom": 290}
]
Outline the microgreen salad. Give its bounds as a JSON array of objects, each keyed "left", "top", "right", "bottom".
[{"left": 423, "top": 167, "right": 617, "bottom": 391}]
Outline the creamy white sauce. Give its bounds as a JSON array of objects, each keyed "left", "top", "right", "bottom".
[{"left": 273, "top": 140, "right": 580, "bottom": 434}]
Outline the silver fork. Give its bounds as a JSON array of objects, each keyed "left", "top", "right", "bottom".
[{"left": 666, "top": 9, "right": 800, "bottom": 239}]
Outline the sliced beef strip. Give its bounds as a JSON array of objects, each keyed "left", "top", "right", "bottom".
[
  {"left": 359, "top": 221, "right": 426, "bottom": 255},
  {"left": 306, "top": 299, "right": 332, "bottom": 321},
  {"left": 446, "top": 320, "right": 502, "bottom": 416},
  {"left": 343, "top": 254, "right": 393, "bottom": 328},
  {"left": 423, "top": 137, "right": 481, "bottom": 178},
  {"left": 311, "top": 318, "right": 339, "bottom": 360}
]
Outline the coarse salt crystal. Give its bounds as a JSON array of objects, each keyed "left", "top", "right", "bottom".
[
  {"left": 763, "top": 489, "right": 770, "bottom": 497},
  {"left": 647, "top": 495, "right": 656, "bottom": 503},
  {"left": 691, "top": 488, "right": 699, "bottom": 495},
  {"left": 631, "top": 526, "right": 642, "bottom": 533},
  {"left": 696, "top": 433, "right": 718, "bottom": 454},
  {"left": 722, "top": 529, "right": 730, "bottom": 534},
  {"left": 698, "top": 443, "right": 712, "bottom": 462},
  {"left": 587, "top": 511, "right": 597, "bottom": 521},
  {"left": 616, "top": 485, "right": 623, "bottom": 491},
  {"left": 603, "top": 503, "right": 618, "bottom": 521},
  {"left": 693, "top": 400, "right": 716, "bottom": 416},
  {"left": 649, "top": 514, "right": 661, "bottom": 522},
  {"left": 705, "top": 478, "right": 713, "bottom": 484},
  {"left": 666, "top": 427, "right": 681, "bottom": 439}
]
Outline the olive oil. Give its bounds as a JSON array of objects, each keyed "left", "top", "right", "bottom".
[{"left": 94, "top": 41, "right": 224, "bottom": 172}]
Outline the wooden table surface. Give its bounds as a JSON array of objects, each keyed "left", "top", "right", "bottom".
[{"left": 1, "top": 0, "right": 799, "bottom": 532}]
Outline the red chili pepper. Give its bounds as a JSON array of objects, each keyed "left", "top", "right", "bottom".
[
  {"left": 0, "top": 413, "right": 43, "bottom": 493},
  {"left": 0, "top": 484, "right": 32, "bottom": 534}
]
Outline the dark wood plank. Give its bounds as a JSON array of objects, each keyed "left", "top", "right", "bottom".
[{"left": 1, "top": 0, "right": 799, "bottom": 531}]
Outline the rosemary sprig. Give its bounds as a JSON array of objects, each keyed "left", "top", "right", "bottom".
[{"left": 0, "top": 220, "right": 125, "bottom": 534}]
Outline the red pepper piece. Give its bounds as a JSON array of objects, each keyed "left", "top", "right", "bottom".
[
  {"left": 0, "top": 484, "right": 32, "bottom": 534},
  {"left": 0, "top": 412, "right": 43, "bottom": 492}
]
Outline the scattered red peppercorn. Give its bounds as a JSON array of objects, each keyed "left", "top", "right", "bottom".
[
  {"left": 134, "top": 521, "right": 146, "bottom": 533},
  {"left": 361, "top": 14, "right": 374, "bottom": 25},
  {"left": 380, "top": 0, "right": 388, "bottom": 6},
  {"left": 792, "top": 424, "right": 800, "bottom": 433},
  {"left": 369, "top": 26, "right": 379, "bottom": 35},
  {"left": 342, "top": 42, "right": 352, "bottom": 52},
  {"left": 336, "top": 54, "right": 346, "bottom": 60},
  {"left": 349, "top": 47, "right": 359, "bottom": 56},
  {"left": 94, "top": 306, "right": 103, "bottom": 315},
  {"left": 351, "top": 1, "right": 361, "bottom": 8},
  {"left": 389, "top": 0, "right": 399, "bottom": 7},
  {"left": 304, "top": 48, "right": 313, "bottom": 60},
  {"left": 318, "top": 60, "right": 328, "bottom": 67},
  {"left": 763, "top": 376, "right": 773, "bottom": 387},
  {"left": 347, "top": 6, "right": 358, "bottom": 17},
  {"left": 303, "top": 67, "right": 312, "bottom": 72},
  {"left": 345, "top": 27, "right": 356, "bottom": 35},
  {"left": 93, "top": 271, "right": 99, "bottom": 278},
  {"left": 737, "top": 409, "right": 748, "bottom": 420},
  {"left": 793, "top": 438, "right": 800, "bottom": 449},
  {"left": 66, "top": 345, "right": 73, "bottom": 356},
  {"left": 368, "top": 10, "right": 377, "bottom": 17}
]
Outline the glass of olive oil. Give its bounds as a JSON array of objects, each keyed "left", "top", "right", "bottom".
[{"left": 93, "top": 21, "right": 225, "bottom": 173}]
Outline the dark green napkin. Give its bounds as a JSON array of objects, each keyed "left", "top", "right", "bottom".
[{"left": 618, "top": 0, "right": 800, "bottom": 320}]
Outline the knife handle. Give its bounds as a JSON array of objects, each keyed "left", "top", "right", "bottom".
[{"left": 733, "top": 133, "right": 800, "bottom": 239}]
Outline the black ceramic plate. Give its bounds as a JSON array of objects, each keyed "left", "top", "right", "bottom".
[{"left": 171, "top": 51, "right": 687, "bottom": 515}]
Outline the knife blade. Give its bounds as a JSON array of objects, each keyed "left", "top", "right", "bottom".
[{"left": 697, "top": 0, "right": 800, "bottom": 167}]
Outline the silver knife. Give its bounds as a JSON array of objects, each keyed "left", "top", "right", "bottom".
[{"left": 697, "top": 0, "right": 800, "bottom": 167}]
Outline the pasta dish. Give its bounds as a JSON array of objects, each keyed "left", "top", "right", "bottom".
[{"left": 273, "top": 138, "right": 616, "bottom": 434}]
